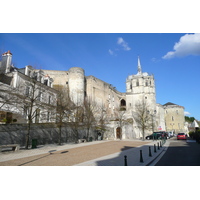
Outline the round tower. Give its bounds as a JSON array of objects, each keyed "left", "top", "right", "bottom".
[{"left": 68, "top": 67, "right": 85, "bottom": 105}]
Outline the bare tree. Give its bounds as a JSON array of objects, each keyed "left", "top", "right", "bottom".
[
  {"left": 68, "top": 105, "right": 84, "bottom": 143},
  {"left": 0, "top": 80, "right": 24, "bottom": 123},
  {"left": 82, "top": 98, "right": 100, "bottom": 141},
  {"left": 95, "top": 105, "right": 109, "bottom": 140},
  {"left": 54, "top": 86, "right": 72, "bottom": 145},
  {"left": 16, "top": 79, "right": 56, "bottom": 149},
  {"left": 133, "top": 99, "right": 152, "bottom": 141}
]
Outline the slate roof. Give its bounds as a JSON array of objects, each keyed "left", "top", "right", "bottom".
[{"left": 163, "top": 102, "right": 177, "bottom": 106}]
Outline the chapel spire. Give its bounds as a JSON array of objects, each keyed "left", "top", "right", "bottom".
[{"left": 137, "top": 56, "right": 142, "bottom": 75}]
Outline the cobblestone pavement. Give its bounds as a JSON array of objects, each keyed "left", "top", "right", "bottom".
[{"left": 0, "top": 140, "right": 151, "bottom": 166}]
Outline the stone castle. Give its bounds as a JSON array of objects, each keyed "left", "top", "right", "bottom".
[
  {"left": 43, "top": 57, "right": 188, "bottom": 139},
  {"left": 0, "top": 51, "right": 188, "bottom": 140}
]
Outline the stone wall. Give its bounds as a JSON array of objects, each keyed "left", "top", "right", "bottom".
[{"left": 0, "top": 123, "right": 98, "bottom": 147}]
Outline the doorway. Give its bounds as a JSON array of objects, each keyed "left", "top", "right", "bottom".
[{"left": 116, "top": 127, "right": 122, "bottom": 139}]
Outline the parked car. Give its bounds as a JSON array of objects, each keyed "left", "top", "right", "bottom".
[
  {"left": 168, "top": 132, "right": 174, "bottom": 138},
  {"left": 146, "top": 131, "right": 169, "bottom": 140},
  {"left": 146, "top": 132, "right": 162, "bottom": 140},
  {"left": 177, "top": 133, "right": 187, "bottom": 140}
]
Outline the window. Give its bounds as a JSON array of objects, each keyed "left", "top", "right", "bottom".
[
  {"left": 120, "top": 99, "right": 126, "bottom": 106},
  {"left": 47, "top": 112, "right": 50, "bottom": 122},
  {"left": 24, "top": 106, "right": 29, "bottom": 118},
  {"left": 48, "top": 95, "right": 51, "bottom": 104},
  {"left": 44, "top": 80, "right": 48, "bottom": 86},
  {"left": 136, "top": 80, "right": 139, "bottom": 86},
  {"left": 145, "top": 81, "right": 148, "bottom": 86},
  {"left": 176, "top": 110, "right": 179, "bottom": 114},
  {"left": 172, "top": 116, "right": 174, "bottom": 121},
  {"left": 25, "top": 86, "right": 30, "bottom": 96},
  {"left": 38, "top": 92, "right": 42, "bottom": 101},
  {"left": 35, "top": 109, "right": 40, "bottom": 123},
  {"left": 28, "top": 70, "right": 31, "bottom": 77}
]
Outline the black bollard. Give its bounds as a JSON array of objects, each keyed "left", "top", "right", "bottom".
[
  {"left": 140, "top": 150, "right": 144, "bottom": 163},
  {"left": 157, "top": 142, "right": 160, "bottom": 150},
  {"left": 154, "top": 144, "right": 157, "bottom": 153},
  {"left": 149, "top": 146, "right": 152, "bottom": 157},
  {"left": 160, "top": 141, "right": 162, "bottom": 148},
  {"left": 124, "top": 155, "right": 127, "bottom": 166}
]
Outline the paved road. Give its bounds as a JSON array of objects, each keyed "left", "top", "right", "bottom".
[{"left": 155, "top": 138, "right": 200, "bottom": 166}]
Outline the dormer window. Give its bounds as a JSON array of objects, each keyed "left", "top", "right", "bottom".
[{"left": 44, "top": 79, "right": 48, "bottom": 86}]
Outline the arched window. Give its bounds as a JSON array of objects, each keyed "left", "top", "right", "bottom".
[
  {"left": 120, "top": 99, "right": 126, "bottom": 111},
  {"left": 121, "top": 99, "right": 126, "bottom": 106}
]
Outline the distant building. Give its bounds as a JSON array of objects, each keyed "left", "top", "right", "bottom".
[{"left": 163, "top": 102, "right": 188, "bottom": 133}]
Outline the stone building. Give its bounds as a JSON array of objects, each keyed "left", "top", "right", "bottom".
[
  {"left": 0, "top": 51, "right": 58, "bottom": 124},
  {"left": 0, "top": 50, "right": 187, "bottom": 139},
  {"left": 43, "top": 57, "right": 172, "bottom": 139},
  {"left": 163, "top": 102, "right": 188, "bottom": 134}
]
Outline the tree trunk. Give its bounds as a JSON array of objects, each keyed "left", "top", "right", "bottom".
[
  {"left": 25, "top": 119, "right": 31, "bottom": 149},
  {"left": 58, "top": 125, "right": 61, "bottom": 145}
]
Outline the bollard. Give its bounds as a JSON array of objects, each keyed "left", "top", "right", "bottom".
[
  {"left": 160, "top": 141, "right": 162, "bottom": 148},
  {"left": 149, "top": 146, "right": 152, "bottom": 157},
  {"left": 154, "top": 144, "right": 157, "bottom": 153},
  {"left": 140, "top": 150, "right": 144, "bottom": 163},
  {"left": 157, "top": 142, "right": 160, "bottom": 150},
  {"left": 124, "top": 155, "right": 127, "bottom": 166}
]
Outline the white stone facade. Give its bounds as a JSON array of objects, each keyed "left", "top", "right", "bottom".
[
  {"left": 0, "top": 51, "right": 186, "bottom": 139},
  {"left": 0, "top": 51, "right": 58, "bottom": 124}
]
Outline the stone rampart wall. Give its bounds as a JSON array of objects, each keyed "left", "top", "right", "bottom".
[{"left": 0, "top": 123, "right": 98, "bottom": 147}]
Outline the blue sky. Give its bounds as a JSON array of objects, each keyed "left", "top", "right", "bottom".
[{"left": 1, "top": 33, "right": 200, "bottom": 120}]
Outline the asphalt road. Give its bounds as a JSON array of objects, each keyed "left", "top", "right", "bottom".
[{"left": 155, "top": 138, "right": 200, "bottom": 166}]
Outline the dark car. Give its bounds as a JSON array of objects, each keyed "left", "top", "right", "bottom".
[
  {"left": 146, "top": 131, "right": 168, "bottom": 140},
  {"left": 146, "top": 132, "right": 162, "bottom": 140}
]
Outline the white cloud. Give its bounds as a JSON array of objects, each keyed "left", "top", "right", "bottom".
[
  {"left": 184, "top": 111, "right": 191, "bottom": 116},
  {"left": 151, "top": 57, "right": 160, "bottom": 63},
  {"left": 162, "top": 33, "right": 200, "bottom": 59},
  {"left": 117, "top": 37, "right": 131, "bottom": 51},
  {"left": 108, "top": 49, "right": 114, "bottom": 55}
]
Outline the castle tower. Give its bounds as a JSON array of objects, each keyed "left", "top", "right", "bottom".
[
  {"left": 126, "top": 56, "right": 156, "bottom": 112},
  {"left": 68, "top": 67, "right": 85, "bottom": 105},
  {"left": 0, "top": 50, "right": 12, "bottom": 74}
]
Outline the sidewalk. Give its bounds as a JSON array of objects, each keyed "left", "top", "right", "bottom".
[
  {"left": 74, "top": 140, "right": 170, "bottom": 166},
  {"left": 0, "top": 140, "right": 110, "bottom": 162},
  {"left": 0, "top": 139, "right": 170, "bottom": 166}
]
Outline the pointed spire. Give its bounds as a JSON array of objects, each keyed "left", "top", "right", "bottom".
[{"left": 137, "top": 56, "right": 142, "bottom": 75}]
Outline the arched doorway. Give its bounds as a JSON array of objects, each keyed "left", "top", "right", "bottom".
[{"left": 116, "top": 127, "right": 122, "bottom": 139}]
